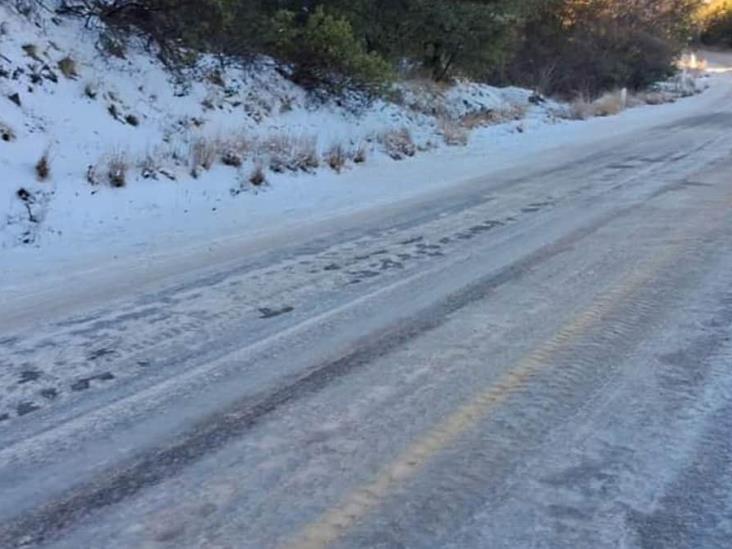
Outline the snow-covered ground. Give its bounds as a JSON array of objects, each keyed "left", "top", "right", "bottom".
[{"left": 0, "top": 3, "right": 712, "bottom": 293}]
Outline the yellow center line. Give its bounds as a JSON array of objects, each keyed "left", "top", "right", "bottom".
[{"left": 280, "top": 249, "right": 676, "bottom": 549}]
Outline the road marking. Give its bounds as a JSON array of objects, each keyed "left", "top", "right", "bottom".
[{"left": 281, "top": 253, "right": 674, "bottom": 549}]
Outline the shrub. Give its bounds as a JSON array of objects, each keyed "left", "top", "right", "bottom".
[
  {"left": 502, "top": 0, "right": 694, "bottom": 97},
  {"left": 99, "top": 32, "right": 127, "bottom": 59}
]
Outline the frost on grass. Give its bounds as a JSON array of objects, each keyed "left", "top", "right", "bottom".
[
  {"left": 379, "top": 128, "right": 416, "bottom": 160},
  {"left": 35, "top": 149, "right": 50, "bottom": 181}
]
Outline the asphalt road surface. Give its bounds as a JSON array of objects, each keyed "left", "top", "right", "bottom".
[{"left": 2, "top": 80, "right": 732, "bottom": 548}]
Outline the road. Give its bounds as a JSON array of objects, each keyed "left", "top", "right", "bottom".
[{"left": 2, "top": 78, "right": 732, "bottom": 548}]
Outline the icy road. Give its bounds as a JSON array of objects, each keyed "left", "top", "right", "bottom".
[{"left": 3, "top": 79, "right": 732, "bottom": 548}]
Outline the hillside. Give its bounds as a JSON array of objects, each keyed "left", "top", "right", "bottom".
[{"left": 0, "top": 3, "right": 705, "bottom": 282}]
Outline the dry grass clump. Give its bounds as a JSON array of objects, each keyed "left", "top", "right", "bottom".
[
  {"left": 189, "top": 137, "right": 218, "bottom": 177},
  {"left": 221, "top": 149, "right": 243, "bottom": 168},
  {"left": 125, "top": 114, "right": 140, "bottom": 127},
  {"left": 379, "top": 127, "right": 416, "bottom": 160},
  {"left": 438, "top": 118, "right": 470, "bottom": 146},
  {"left": 22, "top": 43, "right": 41, "bottom": 61},
  {"left": 58, "top": 56, "right": 79, "bottom": 79},
  {"left": 206, "top": 70, "right": 226, "bottom": 88},
  {"left": 260, "top": 135, "right": 319, "bottom": 173},
  {"left": 89, "top": 153, "right": 130, "bottom": 187},
  {"left": 107, "top": 153, "right": 128, "bottom": 187},
  {"left": 325, "top": 144, "right": 347, "bottom": 173},
  {"left": 351, "top": 143, "right": 368, "bottom": 164},
  {"left": 138, "top": 153, "right": 162, "bottom": 179},
  {"left": 637, "top": 91, "right": 675, "bottom": 106},
  {"left": 35, "top": 149, "right": 51, "bottom": 181},
  {"left": 461, "top": 104, "right": 528, "bottom": 129},
  {"left": 568, "top": 90, "right": 626, "bottom": 120},
  {"left": 567, "top": 96, "right": 593, "bottom": 120},
  {"left": 592, "top": 90, "right": 626, "bottom": 117}
]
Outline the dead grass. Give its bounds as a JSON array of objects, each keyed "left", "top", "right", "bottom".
[
  {"left": 189, "top": 137, "right": 218, "bottom": 177},
  {"left": 325, "top": 144, "right": 347, "bottom": 173},
  {"left": 593, "top": 91, "right": 626, "bottom": 117},
  {"left": 379, "top": 128, "right": 416, "bottom": 160},
  {"left": 22, "top": 43, "right": 41, "bottom": 61},
  {"left": 206, "top": 70, "right": 226, "bottom": 88},
  {"left": 35, "top": 149, "right": 50, "bottom": 181},
  {"left": 438, "top": 118, "right": 469, "bottom": 146},
  {"left": 58, "top": 56, "right": 78, "bottom": 79},
  {"left": 83, "top": 81, "right": 98, "bottom": 100},
  {"left": 567, "top": 96, "right": 593, "bottom": 120},
  {"left": 461, "top": 105, "right": 528, "bottom": 130},
  {"left": 249, "top": 164, "right": 266, "bottom": 186},
  {"left": 107, "top": 153, "right": 128, "bottom": 187},
  {"left": 352, "top": 143, "right": 368, "bottom": 164},
  {"left": 260, "top": 135, "right": 319, "bottom": 173},
  {"left": 138, "top": 152, "right": 162, "bottom": 179}
]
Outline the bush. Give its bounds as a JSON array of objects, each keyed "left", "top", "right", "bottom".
[
  {"left": 700, "top": 1, "right": 732, "bottom": 47},
  {"left": 502, "top": 0, "right": 695, "bottom": 97},
  {"left": 270, "top": 7, "right": 393, "bottom": 92}
]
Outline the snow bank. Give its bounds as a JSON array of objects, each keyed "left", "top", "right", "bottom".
[{"left": 0, "top": 4, "right": 711, "bottom": 285}]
